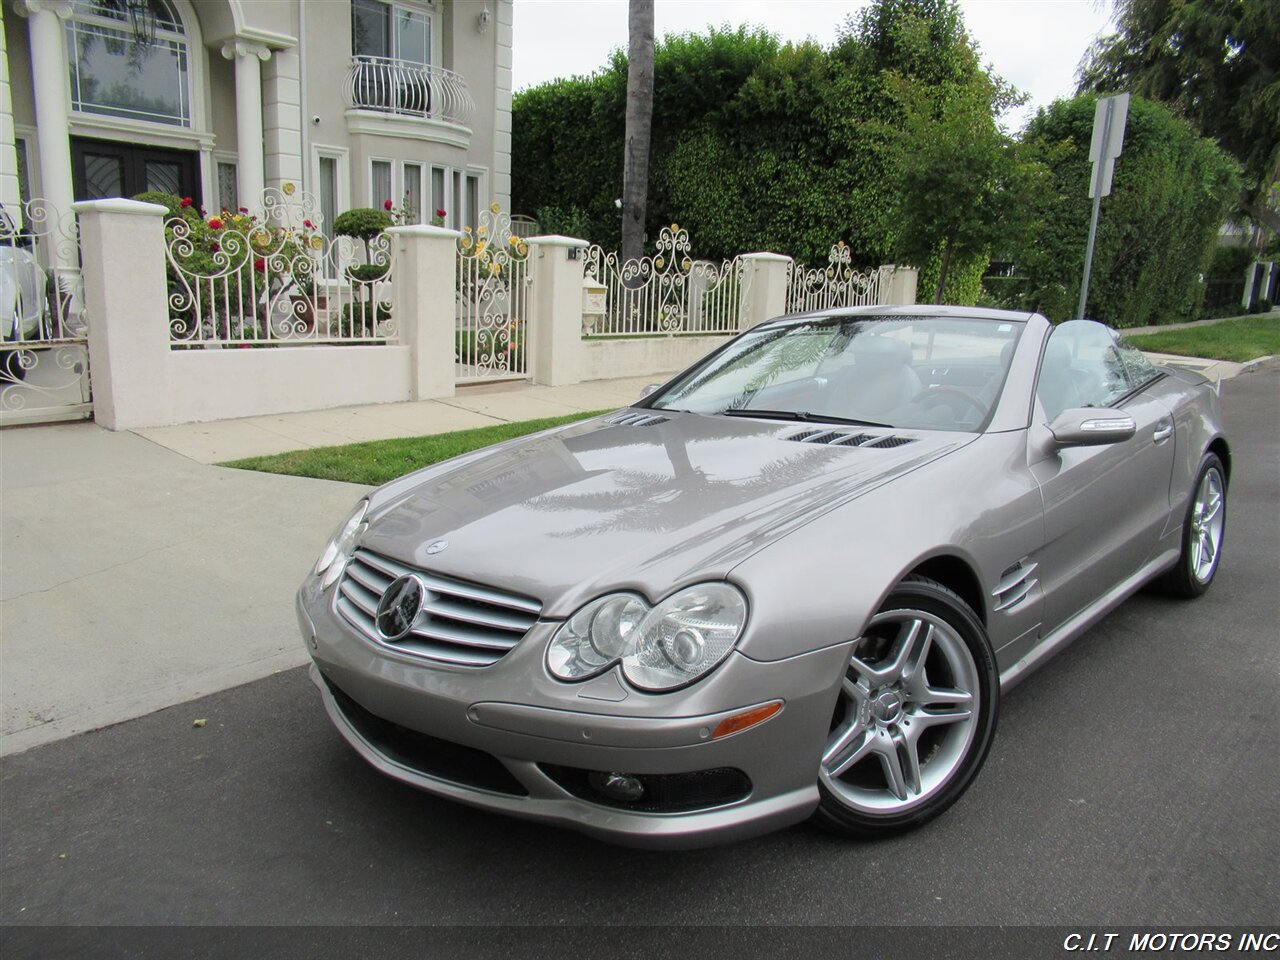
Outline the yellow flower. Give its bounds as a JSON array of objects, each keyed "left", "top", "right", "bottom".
[
  {"left": 283, "top": 182, "right": 296, "bottom": 196},
  {"left": 310, "top": 235, "right": 324, "bottom": 251},
  {"left": 488, "top": 262, "right": 501, "bottom": 275},
  {"left": 655, "top": 256, "right": 665, "bottom": 269},
  {"left": 476, "top": 241, "right": 487, "bottom": 254},
  {"left": 478, "top": 226, "right": 488, "bottom": 236},
  {"left": 515, "top": 241, "right": 528, "bottom": 256},
  {"left": 490, "top": 202, "right": 501, "bottom": 214},
  {"left": 681, "top": 258, "right": 691, "bottom": 270}
]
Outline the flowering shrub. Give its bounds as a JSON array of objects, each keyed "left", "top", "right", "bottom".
[{"left": 143, "top": 191, "right": 323, "bottom": 339}]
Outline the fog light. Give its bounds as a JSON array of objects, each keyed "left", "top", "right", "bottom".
[{"left": 588, "top": 770, "right": 645, "bottom": 802}]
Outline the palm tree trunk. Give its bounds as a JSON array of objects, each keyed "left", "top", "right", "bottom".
[{"left": 621, "top": 0, "right": 655, "bottom": 265}]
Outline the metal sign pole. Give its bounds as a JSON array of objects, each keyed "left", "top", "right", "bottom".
[{"left": 1078, "top": 93, "right": 1129, "bottom": 320}]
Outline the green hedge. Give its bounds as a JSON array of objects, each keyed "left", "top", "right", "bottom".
[{"left": 1012, "top": 95, "right": 1241, "bottom": 327}]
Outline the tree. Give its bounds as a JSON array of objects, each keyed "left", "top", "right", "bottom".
[
  {"left": 882, "top": 68, "right": 1046, "bottom": 302},
  {"left": 1009, "top": 95, "right": 1240, "bottom": 326},
  {"left": 621, "top": 0, "right": 655, "bottom": 263},
  {"left": 1078, "top": 0, "right": 1279, "bottom": 241}
]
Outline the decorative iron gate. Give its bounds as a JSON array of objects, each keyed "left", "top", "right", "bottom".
[
  {"left": 0, "top": 200, "right": 91, "bottom": 426},
  {"left": 582, "top": 225, "right": 748, "bottom": 336},
  {"left": 786, "top": 242, "right": 891, "bottom": 313},
  {"left": 456, "top": 205, "right": 530, "bottom": 383}
]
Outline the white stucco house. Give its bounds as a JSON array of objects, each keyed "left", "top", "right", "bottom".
[{"left": 1, "top": 0, "right": 514, "bottom": 230}]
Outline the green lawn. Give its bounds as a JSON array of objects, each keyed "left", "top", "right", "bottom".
[
  {"left": 220, "top": 410, "right": 611, "bottom": 486},
  {"left": 1127, "top": 316, "right": 1280, "bottom": 363}
]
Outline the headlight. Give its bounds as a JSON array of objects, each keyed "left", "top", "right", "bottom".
[
  {"left": 314, "top": 499, "right": 369, "bottom": 588},
  {"left": 547, "top": 583, "right": 748, "bottom": 691}
]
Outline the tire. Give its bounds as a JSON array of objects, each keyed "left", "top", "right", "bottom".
[
  {"left": 812, "top": 576, "right": 999, "bottom": 837},
  {"left": 1155, "top": 453, "right": 1227, "bottom": 599}
]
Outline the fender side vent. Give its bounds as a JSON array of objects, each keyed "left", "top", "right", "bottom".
[{"left": 992, "top": 561, "right": 1039, "bottom": 612}]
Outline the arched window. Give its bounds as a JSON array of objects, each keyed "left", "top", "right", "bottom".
[{"left": 66, "top": 0, "right": 192, "bottom": 127}]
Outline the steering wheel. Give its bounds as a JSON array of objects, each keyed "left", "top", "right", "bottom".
[{"left": 914, "top": 385, "right": 987, "bottom": 416}]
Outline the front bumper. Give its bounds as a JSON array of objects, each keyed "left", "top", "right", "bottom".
[{"left": 298, "top": 581, "right": 850, "bottom": 849}]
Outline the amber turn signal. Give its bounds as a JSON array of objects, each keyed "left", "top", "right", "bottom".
[{"left": 712, "top": 700, "right": 783, "bottom": 740}]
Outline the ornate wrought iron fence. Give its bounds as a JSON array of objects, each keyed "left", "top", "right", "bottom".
[
  {"left": 456, "top": 205, "right": 531, "bottom": 382},
  {"left": 786, "top": 242, "right": 891, "bottom": 313},
  {"left": 1, "top": 198, "right": 91, "bottom": 421},
  {"left": 582, "top": 225, "right": 749, "bottom": 337},
  {"left": 165, "top": 186, "right": 395, "bottom": 347}
]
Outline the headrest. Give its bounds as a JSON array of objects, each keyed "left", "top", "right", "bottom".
[{"left": 853, "top": 335, "right": 912, "bottom": 368}]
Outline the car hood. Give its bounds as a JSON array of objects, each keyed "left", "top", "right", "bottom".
[{"left": 360, "top": 412, "right": 975, "bottom": 616}]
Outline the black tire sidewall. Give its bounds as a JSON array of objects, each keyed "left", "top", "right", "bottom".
[{"left": 1173, "top": 453, "right": 1227, "bottom": 598}]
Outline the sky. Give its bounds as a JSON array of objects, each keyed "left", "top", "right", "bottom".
[{"left": 510, "top": 0, "right": 1118, "bottom": 131}]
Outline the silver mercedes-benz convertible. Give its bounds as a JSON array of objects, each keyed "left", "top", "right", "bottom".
[{"left": 297, "top": 306, "right": 1229, "bottom": 848}]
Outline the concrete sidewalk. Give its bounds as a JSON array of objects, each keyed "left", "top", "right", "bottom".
[
  {"left": 137, "top": 375, "right": 665, "bottom": 464},
  {"left": 0, "top": 423, "right": 368, "bottom": 756}
]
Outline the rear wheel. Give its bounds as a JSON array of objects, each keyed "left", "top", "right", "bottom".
[
  {"left": 1156, "top": 453, "right": 1226, "bottom": 598},
  {"left": 813, "top": 577, "right": 998, "bottom": 837}
]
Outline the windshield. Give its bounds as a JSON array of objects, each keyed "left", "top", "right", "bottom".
[{"left": 650, "top": 315, "right": 1024, "bottom": 432}]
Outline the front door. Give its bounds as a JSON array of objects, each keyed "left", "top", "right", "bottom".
[
  {"left": 70, "top": 137, "right": 201, "bottom": 205},
  {"left": 1029, "top": 321, "right": 1176, "bottom": 630}
]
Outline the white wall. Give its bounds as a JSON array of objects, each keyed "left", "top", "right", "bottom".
[{"left": 579, "top": 336, "right": 728, "bottom": 383}]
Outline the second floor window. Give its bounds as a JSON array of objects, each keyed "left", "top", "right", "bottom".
[{"left": 352, "top": 0, "right": 432, "bottom": 66}]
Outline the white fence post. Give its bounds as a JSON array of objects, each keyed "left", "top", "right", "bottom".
[
  {"left": 884, "top": 265, "right": 919, "bottom": 305},
  {"left": 73, "top": 199, "right": 171, "bottom": 431},
  {"left": 526, "top": 235, "right": 588, "bottom": 386},
  {"left": 387, "top": 224, "right": 460, "bottom": 400},
  {"left": 738, "top": 252, "right": 791, "bottom": 329}
]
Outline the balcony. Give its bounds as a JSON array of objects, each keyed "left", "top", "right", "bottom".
[{"left": 343, "top": 56, "right": 476, "bottom": 131}]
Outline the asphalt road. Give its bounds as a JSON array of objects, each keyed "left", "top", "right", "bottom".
[{"left": 2, "top": 372, "right": 1277, "bottom": 937}]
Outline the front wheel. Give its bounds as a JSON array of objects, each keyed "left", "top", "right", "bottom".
[
  {"left": 1156, "top": 453, "right": 1227, "bottom": 598},
  {"left": 813, "top": 577, "right": 998, "bottom": 837}
]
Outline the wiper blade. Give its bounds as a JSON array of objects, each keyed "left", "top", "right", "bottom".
[{"left": 719, "top": 409, "right": 892, "bottom": 428}]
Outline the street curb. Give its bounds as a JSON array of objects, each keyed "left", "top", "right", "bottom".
[{"left": 1239, "top": 355, "right": 1280, "bottom": 375}]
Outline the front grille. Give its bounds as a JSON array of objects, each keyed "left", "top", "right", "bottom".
[
  {"left": 336, "top": 548, "right": 542, "bottom": 667},
  {"left": 323, "top": 674, "right": 528, "bottom": 797}
]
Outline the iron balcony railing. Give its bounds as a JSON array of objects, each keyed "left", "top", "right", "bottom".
[{"left": 344, "top": 55, "right": 475, "bottom": 128}]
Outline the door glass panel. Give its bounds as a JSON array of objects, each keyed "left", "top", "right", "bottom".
[
  {"left": 145, "top": 159, "right": 182, "bottom": 196},
  {"left": 217, "top": 161, "right": 238, "bottom": 213},
  {"left": 83, "top": 153, "right": 124, "bottom": 199},
  {"left": 403, "top": 162, "right": 423, "bottom": 223},
  {"left": 319, "top": 155, "right": 338, "bottom": 276},
  {"left": 371, "top": 160, "right": 393, "bottom": 210},
  {"left": 394, "top": 9, "right": 429, "bottom": 65},
  {"left": 431, "top": 167, "right": 446, "bottom": 220},
  {"left": 465, "top": 175, "right": 480, "bottom": 232},
  {"left": 352, "top": 0, "right": 390, "bottom": 57}
]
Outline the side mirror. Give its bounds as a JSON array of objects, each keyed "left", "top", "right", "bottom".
[
  {"left": 1048, "top": 408, "right": 1136, "bottom": 447},
  {"left": 639, "top": 384, "right": 660, "bottom": 399}
]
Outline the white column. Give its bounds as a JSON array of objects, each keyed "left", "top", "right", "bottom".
[
  {"left": 738, "top": 252, "right": 791, "bottom": 329},
  {"left": 386, "top": 224, "right": 462, "bottom": 400},
  {"left": 526, "top": 235, "right": 589, "bottom": 386},
  {"left": 18, "top": 0, "right": 75, "bottom": 264},
  {"left": 222, "top": 40, "right": 270, "bottom": 214},
  {"left": 261, "top": 49, "right": 303, "bottom": 191},
  {"left": 0, "top": 9, "right": 23, "bottom": 216},
  {"left": 884, "top": 265, "right": 919, "bottom": 305},
  {"left": 72, "top": 199, "right": 171, "bottom": 430}
]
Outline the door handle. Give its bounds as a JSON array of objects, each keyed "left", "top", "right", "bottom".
[{"left": 1153, "top": 420, "right": 1173, "bottom": 443}]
